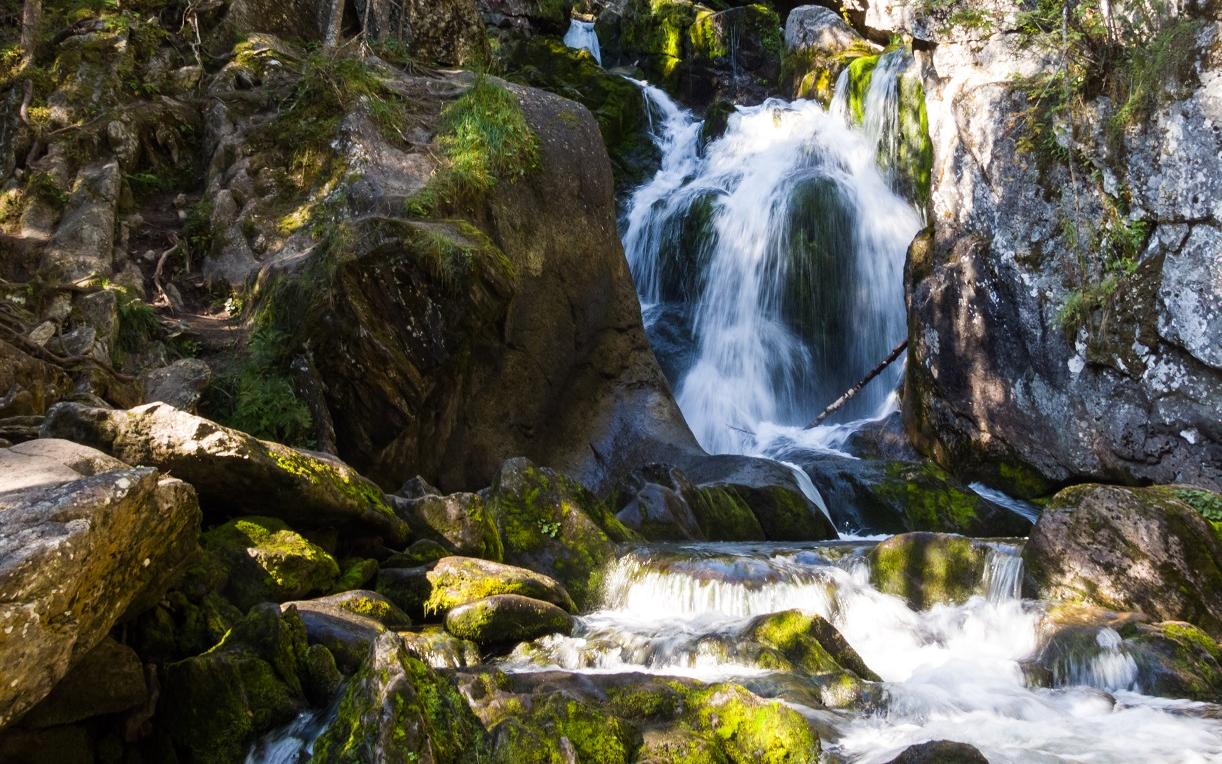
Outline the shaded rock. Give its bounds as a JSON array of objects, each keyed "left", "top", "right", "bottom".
[
  {"left": 1022, "top": 484, "right": 1222, "bottom": 636},
  {"left": 204, "top": 516, "right": 340, "bottom": 611},
  {"left": 291, "top": 590, "right": 411, "bottom": 629},
  {"left": 869, "top": 532, "right": 985, "bottom": 609},
  {"left": 40, "top": 401, "right": 408, "bottom": 543},
  {"left": 886, "top": 740, "right": 989, "bottom": 763},
  {"left": 801, "top": 455, "right": 1032, "bottom": 536},
  {"left": 391, "top": 488, "right": 503, "bottom": 560},
  {"left": 686, "top": 454, "right": 836, "bottom": 541},
  {"left": 386, "top": 538, "right": 450, "bottom": 567},
  {"left": 280, "top": 590, "right": 411, "bottom": 671},
  {"left": 400, "top": 626, "right": 483, "bottom": 669},
  {"left": 0, "top": 725, "right": 93, "bottom": 764},
  {"left": 330, "top": 557, "right": 378, "bottom": 592},
  {"left": 486, "top": 458, "right": 634, "bottom": 608},
  {"left": 375, "top": 565, "right": 433, "bottom": 620},
  {"left": 19, "top": 638, "right": 146, "bottom": 728},
  {"left": 157, "top": 605, "right": 319, "bottom": 761},
  {"left": 445, "top": 594, "right": 573, "bottom": 646},
  {"left": 0, "top": 339, "right": 71, "bottom": 418},
  {"left": 140, "top": 358, "right": 212, "bottom": 413},
  {"left": 613, "top": 463, "right": 706, "bottom": 541},
  {"left": 842, "top": 410, "right": 919, "bottom": 461},
  {"left": 311, "top": 632, "right": 490, "bottom": 763},
  {"left": 40, "top": 161, "right": 119, "bottom": 281},
  {"left": 742, "top": 609, "right": 879, "bottom": 681},
  {"left": 0, "top": 450, "right": 199, "bottom": 727},
  {"left": 353, "top": 0, "right": 487, "bottom": 66},
  {"left": 4, "top": 438, "right": 125, "bottom": 477},
  {"left": 1129, "top": 621, "right": 1222, "bottom": 702},
  {"left": 688, "top": 484, "right": 767, "bottom": 541},
  {"left": 425, "top": 555, "right": 576, "bottom": 615}
]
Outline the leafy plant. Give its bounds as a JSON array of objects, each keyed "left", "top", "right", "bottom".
[
  {"left": 115, "top": 287, "right": 159, "bottom": 352},
  {"left": 204, "top": 327, "right": 314, "bottom": 446}
]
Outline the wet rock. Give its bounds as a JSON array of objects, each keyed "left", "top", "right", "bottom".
[
  {"left": 842, "top": 411, "right": 920, "bottom": 461},
  {"left": 425, "top": 556, "right": 576, "bottom": 616},
  {"left": 444, "top": 594, "right": 574, "bottom": 647},
  {"left": 683, "top": 681, "right": 820, "bottom": 763},
  {"left": 687, "top": 454, "right": 837, "bottom": 541},
  {"left": 140, "top": 358, "right": 212, "bottom": 413},
  {"left": 869, "top": 532, "right": 985, "bottom": 610},
  {"left": 478, "top": 0, "right": 569, "bottom": 35},
  {"left": 330, "top": 557, "right": 378, "bottom": 592},
  {"left": 391, "top": 488, "right": 503, "bottom": 560},
  {"left": 688, "top": 483, "right": 768, "bottom": 541},
  {"left": 1128, "top": 621, "right": 1222, "bottom": 702},
  {"left": 280, "top": 591, "right": 411, "bottom": 671},
  {"left": 0, "top": 445, "right": 199, "bottom": 728},
  {"left": 486, "top": 458, "right": 634, "bottom": 609},
  {"left": 886, "top": 740, "right": 989, "bottom": 763},
  {"left": 743, "top": 609, "right": 880, "bottom": 681},
  {"left": 40, "top": 401, "right": 409, "bottom": 543},
  {"left": 204, "top": 516, "right": 340, "bottom": 610},
  {"left": 1022, "top": 484, "right": 1222, "bottom": 637},
  {"left": 801, "top": 455, "right": 1032, "bottom": 536},
  {"left": 19, "top": 638, "right": 146, "bottom": 728},
  {"left": 158, "top": 605, "right": 321, "bottom": 761},
  {"left": 311, "top": 632, "right": 490, "bottom": 763},
  {"left": 291, "top": 590, "right": 412, "bottom": 629},
  {"left": 783, "top": 5, "right": 876, "bottom": 102},
  {"left": 386, "top": 538, "right": 451, "bottom": 567},
  {"left": 614, "top": 464, "right": 707, "bottom": 541}
]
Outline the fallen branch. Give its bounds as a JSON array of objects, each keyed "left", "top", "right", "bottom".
[{"left": 804, "top": 339, "right": 908, "bottom": 429}]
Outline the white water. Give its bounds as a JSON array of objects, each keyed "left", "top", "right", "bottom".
[
  {"left": 621, "top": 80, "right": 920, "bottom": 458},
  {"left": 501, "top": 542, "right": 1222, "bottom": 762},
  {"left": 562, "top": 19, "right": 601, "bottom": 65}
]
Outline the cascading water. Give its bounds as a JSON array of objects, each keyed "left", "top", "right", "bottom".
[
  {"left": 562, "top": 19, "right": 601, "bottom": 65},
  {"left": 621, "top": 77, "right": 920, "bottom": 458},
  {"left": 500, "top": 541, "right": 1222, "bottom": 762}
]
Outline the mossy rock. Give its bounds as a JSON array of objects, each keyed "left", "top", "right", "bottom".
[
  {"left": 504, "top": 37, "right": 659, "bottom": 190},
  {"left": 444, "top": 594, "right": 574, "bottom": 647},
  {"left": 869, "top": 532, "right": 985, "bottom": 609},
  {"left": 424, "top": 556, "right": 577, "bottom": 616},
  {"left": 375, "top": 565, "right": 434, "bottom": 621},
  {"left": 386, "top": 538, "right": 452, "bottom": 567},
  {"left": 204, "top": 515, "right": 340, "bottom": 610},
  {"left": 742, "top": 609, "right": 879, "bottom": 680},
  {"left": 400, "top": 625, "right": 483, "bottom": 669},
  {"left": 1129, "top": 621, "right": 1222, "bottom": 702},
  {"left": 330, "top": 558, "right": 378, "bottom": 593},
  {"left": 886, "top": 740, "right": 989, "bottom": 763},
  {"left": 310, "top": 632, "right": 490, "bottom": 763},
  {"left": 496, "top": 692, "right": 643, "bottom": 764},
  {"left": 158, "top": 605, "right": 319, "bottom": 762},
  {"left": 688, "top": 486, "right": 766, "bottom": 541},
  {"left": 394, "top": 490, "right": 504, "bottom": 561},
  {"left": 132, "top": 589, "right": 242, "bottom": 662},
  {"left": 685, "top": 683, "right": 820, "bottom": 764},
  {"left": 486, "top": 458, "right": 636, "bottom": 609}
]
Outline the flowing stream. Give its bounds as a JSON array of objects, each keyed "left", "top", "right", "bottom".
[{"left": 501, "top": 542, "right": 1222, "bottom": 762}]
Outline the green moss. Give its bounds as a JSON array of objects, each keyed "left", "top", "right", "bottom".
[
  {"left": 869, "top": 532, "right": 985, "bottom": 609},
  {"left": 607, "top": 685, "right": 683, "bottom": 721},
  {"left": 331, "top": 558, "right": 378, "bottom": 593},
  {"left": 896, "top": 69, "right": 933, "bottom": 209},
  {"left": 424, "top": 559, "right": 572, "bottom": 616},
  {"left": 204, "top": 516, "right": 340, "bottom": 609},
  {"left": 689, "top": 486, "right": 766, "bottom": 541},
  {"left": 686, "top": 684, "right": 819, "bottom": 764},
  {"left": 845, "top": 54, "right": 879, "bottom": 126},
  {"left": 526, "top": 695, "right": 641, "bottom": 764},
  {"left": 875, "top": 461, "right": 981, "bottom": 532}
]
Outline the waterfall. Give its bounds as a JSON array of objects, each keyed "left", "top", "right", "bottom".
[
  {"left": 563, "top": 19, "right": 601, "bottom": 65},
  {"left": 620, "top": 84, "right": 921, "bottom": 457},
  {"left": 499, "top": 541, "right": 1222, "bottom": 762}
]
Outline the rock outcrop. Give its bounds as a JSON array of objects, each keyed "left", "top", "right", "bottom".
[
  {"left": 0, "top": 441, "right": 200, "bottom": 727},
  {"left": 869, "top": 532, "right": 986, "bottom": 609},
  {"left": 1023, "top": 484, "right": 1222, "bottom": 636}
]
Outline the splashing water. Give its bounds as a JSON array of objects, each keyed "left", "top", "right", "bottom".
[
  {"left": 621, "top": 83, "right": 920, "bottom": 457},
  {"left": 500, "top": 542, "right": 1222, "bottom": 762},
  {"left": 562, "top": 19, "right": 601, "bottom": 65}
]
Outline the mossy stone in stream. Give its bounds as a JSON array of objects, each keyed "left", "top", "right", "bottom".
[
  {"left": 311, "top": 632, "right": 490, "bottom": 763},
  {"left": 330, "top": 557, "right": 377, "bottom": 593},
  {"left": 498, "top": 693, "right": 643, "bottom": 764},
  {"left": 743, "top": 609, "right": 879, "bottom": 680},
  {"left": 686, "top": 683, "right": 820, "bottom": 764},
  {"left": 444, "top": 594, "right": 574, "bottom": 647},
  {"left": 424, "top": 556, "right": 577, "bottom": 616},
  {"left": 486, "top": 458, "right": 637, "bottom": 609},
  {"left": 204, "top": 515, "right": 340, "bottom": 610},
  {"left": 895, "top": 68, "right": 933, "bottom": 209},
  {"left": 688, "top": 486, "right": 766, "bottom": 541},
  {"left": 1128, "top": 621, "right": 1222, "bottom": 702},
  {"left": 869, "top": 532, "right": 985, "bottom": 609}
]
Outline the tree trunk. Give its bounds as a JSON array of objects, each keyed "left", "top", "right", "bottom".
[{"left": 21, "top": 0, "right": 41, "bottom": 63}]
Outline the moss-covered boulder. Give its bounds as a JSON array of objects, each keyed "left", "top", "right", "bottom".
[
  {"left": 158, "top": 605, "right": 332, "bottom": 762},
  {"left": 886, "top": 740, "right": 989, "bottom": 763},
  {"left": 445, "top": 594, "right": 574, "bottom": 647},
  {"left": 869, "top": 532, "right": 985, "bottom": 609},
  {"left": 742, "top": 609, "right": 879, "bottom": 680},
  {"left": 689, "top": 485, "right": 767, "bottom": 541},
  {"left": 686, "top": 455, "right": 836, "bottom": 541},
  {"left": 802, "top": 455, "right": 1033, "bottom": 536},
  {"left": 40, "top": 402, "right": 409, "bottom": 543},
  {"left": 425, "top": 556, "right": 577, "bottom": 616},
  {"left": 614, "top": 464, "right": 708, "bottom": 541},
  {"left": 400, "top": 626, "right": 483, "bottom": 669},
  {"left": 391, "top": 489, "right": 503, "bottom": 560},
  {"left": 204, "top": 516, "right": 340, "bottom": 610},
  {"left": 1023, "top": 484, "right": 1222, "bottom": 637},
  {"left": 280, "top": 591, "right": 411, "bottom": 671},
  {"left": 494, "top": 692, "right": 643, "bottom": 764},
  {"left": 376, "top": 565, "right": 434, "bottom": 621},
  {"left": 310, "top": 632, "right": 490, "bottom": 763},
  {"left": 504, "top": 37, "right": 659, "bottom": 190},
  {"left": 486, "top": 458, "right": 636, "bottom": 609},
  {"left": 1129, "top": 621, "right": 1222, "bottom": 702},
  {"left": 685, "top": 682, "right": 820, "bottom": 764}
]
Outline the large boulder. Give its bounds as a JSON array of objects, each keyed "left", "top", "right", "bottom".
[
  {"left": 390, "top": 487, "right": 503, "bottom": 560},
  {"left": 901, "top": 4, "right": 1222, "bottom": 494},
  {"left": 1023, "top": 484, "right": 1222, "bottom": 636},
  {"left": 311, "top": 632, "right": 490, "bottom": 763},
  {"left": 685, "top": 455, "right": 837, "bottom": 541},
  {"left": 17, "top": 638, "right": 147, "bottom": 728},
  {"left": 0, "top": 340, "right": 71, "bottom": 418},
  {"left": 0, "top": 442, "right": 200, "bottom": 728},
  {"left": 278, "top": 591, "right": 410, "bottom": 671},
  {"left": 782, "top": 5, "right": 876, "bottom": 103},
  {"left": 40, "top": 401, "right": 409, "bottom": 543},
  {"left": 742, "top": 609, "right": 879, "bottom": 681}
]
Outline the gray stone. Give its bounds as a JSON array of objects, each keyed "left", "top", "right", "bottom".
[
  {"left": 444, "top": 594, "right": 573, "bottom": 646},
  {"left": 141, "top": 358, "right": 213, "bottom": 413}
]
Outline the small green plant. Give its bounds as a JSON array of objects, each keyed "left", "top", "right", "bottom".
[
  {"left": 183, "top": 200, "right": 214, "bottom": 268},
  {"left": 206, "top": 326, "right": 314, "bottom": 446},
  {"left": 26, "top": 172, "right": 69, "bottom": 208},
  {"left": 539, "top": 520, "right": 561, "bottom": 539}
]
